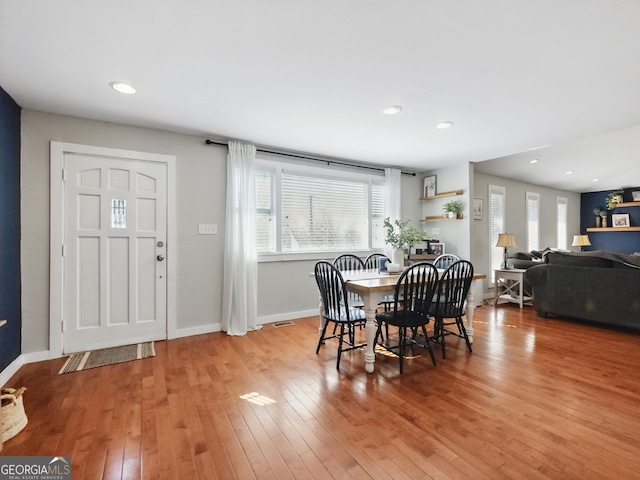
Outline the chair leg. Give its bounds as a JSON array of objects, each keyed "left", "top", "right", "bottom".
[
  {"left": 421, "top": 324, "right": 437, "bottom": 367},
  {"left": 336, "top": 323, "right": 345, "bottom": 370},
  {"left": 316, "top": 319, "right": 330, "bottom": 354},
  {"left": 437, "top": 318, "right": 447, "bottom": 359},
  {"left": 398, "top": 327, "right": 405, "bottom": 374},
  {"left": 374, "top": 321, "right": 384, "bottom": 347},
  {"left": 457, "top": 317, "right": 473, "bottom": 353}
]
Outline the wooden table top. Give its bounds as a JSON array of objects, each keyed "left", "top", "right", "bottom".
[{"left": 341, "top": 269, "right": 486, "bottom": 295}]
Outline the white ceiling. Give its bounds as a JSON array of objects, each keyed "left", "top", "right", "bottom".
[{"left": 2, "top": 0, "right": 640, "bottom": 192}]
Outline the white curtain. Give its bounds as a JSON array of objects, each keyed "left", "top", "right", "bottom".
[
  {"left": 221, "top": 141, "right": 260, "bottom": 335},
  {"left": 384, "top": 168, "right": 402, "bottom": 257}
]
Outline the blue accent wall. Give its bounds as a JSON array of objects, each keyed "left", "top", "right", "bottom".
[
  {"left": 0, "top": 85, "right": 21, "bottom": 373},
  {"left": 581, "top": 188, "right": 640, "bottom": 254}
]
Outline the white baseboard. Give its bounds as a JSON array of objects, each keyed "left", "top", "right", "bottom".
[
  {"left": 174, "top": 310, "right": 318, "bottom": 338},
  {"left": 1, "top": 350, "right": 54, "bottom": 386},
  {"left": 175, "top": 323, "right": 222, "bottom": 338},
  {"left": 258, "top": 309, "right": 318, "bottom": 325}
]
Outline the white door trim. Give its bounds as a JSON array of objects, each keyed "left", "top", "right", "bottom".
[{"left": 49, "top": 141, "right": 177, "bottom": 359}]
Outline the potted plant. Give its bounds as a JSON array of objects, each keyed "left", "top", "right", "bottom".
[
  {"left": 383, "top": 217, "right": 428, "bottom": 265},
  {"left": 606, "top": 189, "right": 624, "bottom": 210},
  {"left": 443, "top": 200, "right": 463, "bottom": 218}
]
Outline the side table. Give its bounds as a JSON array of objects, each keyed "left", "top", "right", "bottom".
[{"left": 494, "top": 269, "right": 533, "bottom": 308}]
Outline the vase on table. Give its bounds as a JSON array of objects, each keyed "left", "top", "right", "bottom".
[{"left": 391, "top": 248, "right": 405, "bottom": 267}]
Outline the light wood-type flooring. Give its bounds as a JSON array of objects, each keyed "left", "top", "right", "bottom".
[{"left": 3, "top": 304, "right": 640, "bottom": 479}]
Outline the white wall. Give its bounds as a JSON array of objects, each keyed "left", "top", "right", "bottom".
[
  {"left": 21, "top": 110, "right": 229, "bottom": 354},
  {"left": 20, "top": 110, "right": 423, "bottom": 356},
  {"left": 420, "top": 163, "right": 473, "bottom": 260},
  {"left": 472, "top": 170, "right": 581, "bottom": 296}
]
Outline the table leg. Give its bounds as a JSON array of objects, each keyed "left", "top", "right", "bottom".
[
  {"left": 362, "top": 291, "right": 384, "bottom": 373},
  {"left": 465, "top": 279, "right": 478, "bottom": 344},
  {"left": 518, "top": 277, "right": 524, "bottom": 309}
]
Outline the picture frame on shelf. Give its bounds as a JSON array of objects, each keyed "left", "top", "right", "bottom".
[
  {"left": 473, "top": 198, "right": 484, "bottom": 220},
  {"left": 430, "top": 242, "right": 445, "bottom": 256},
  {"left": 423, "top": 175, "right": 437, "bottom": 197},
  {"left": 633, "top": 191, "right": 640, "bottom": 201},
  {"left": 612, "top": 213, "right": 630, "bottom": 228}
]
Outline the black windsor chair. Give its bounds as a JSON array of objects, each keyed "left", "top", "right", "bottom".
[
  {"left": 364, "top": 252, "right": 386, "bottom": 270},
  {"left": 433, "top": 254, "right": 461, "bottom": 270},
  {"left": 333, "top": 254, "right": 366, "bottom": 308},
  {"left": 429, "top": 260, "right": 474, "bottom": 359},
  {"left": 314, "top": 261, "right": 367, "bottom": 370},
  {"left": 374, "top": 262, "right": 440, "bottom": 374}
]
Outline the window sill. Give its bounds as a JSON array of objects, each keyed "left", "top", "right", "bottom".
[{"left": 258, "top": 250, "right": 377, "bottom": 263}]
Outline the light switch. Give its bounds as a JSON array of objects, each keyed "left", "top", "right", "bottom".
[
  {"left": 431, "top": 227, "right": 440, "bottom": 235},
  {"left": 198, "top": 224, "right": 217, "bottom": 235}
]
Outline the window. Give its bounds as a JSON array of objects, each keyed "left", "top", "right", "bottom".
[
  {"left": 526, "top": 191, "right": 540, "bottom": 252},
  {"left": 255, "top": 170, "right": 276, "bottom": 252},
  {"left": 489, "top": 184, "right": 505, "bottom": 283},
  {"left": 556, "top": 196, "right": 568, "bottom": 249},
  {"left": 255, "top": 159, "right": 385, "bottom": 257}
]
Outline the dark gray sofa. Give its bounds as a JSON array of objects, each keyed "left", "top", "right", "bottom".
[
  {"left": 525, "top": 251, "right": 640, "bottom": 329},
  {"left": 508, "top": 251, "right": 545, "bottom": 270}
]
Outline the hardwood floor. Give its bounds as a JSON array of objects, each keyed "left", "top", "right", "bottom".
[{"left": 3, "top": 305, "right": 640, "bottom": 479}]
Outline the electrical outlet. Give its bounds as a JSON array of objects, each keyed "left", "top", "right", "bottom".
[
  {"left": 431, "top": 227, "right": 440, "bottom": 235},
  {"left": 198, "top": 224, "right": 217, "bottom": 235}
]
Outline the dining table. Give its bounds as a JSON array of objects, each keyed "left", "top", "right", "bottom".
[{"left": 312, "top": 268, "right": 486, "bottom": 373}]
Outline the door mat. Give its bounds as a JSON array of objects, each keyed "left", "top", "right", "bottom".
[{"left": 58, "top": 342, "right": 155, "bottom": 374}]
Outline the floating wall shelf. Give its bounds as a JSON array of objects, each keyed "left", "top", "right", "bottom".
[
  {"left": 420, "top": 189, "right": 463, "bottom": 201},
  {"left": 421, "top": 214, "right": 464, "bottom": 222},
  {"left": 613, "top": 201, "right": 640, "bottom": 208},
  {"left": 586, "top": 227, "right": 640, "bottom": 232}
]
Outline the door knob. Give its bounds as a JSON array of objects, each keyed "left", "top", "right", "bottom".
[{"left": 157, "top": 254, "right": 165, "bottom": 261}]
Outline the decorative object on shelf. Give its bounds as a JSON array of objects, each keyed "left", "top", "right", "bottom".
[
  {"left": 496, "top": 233, "right": 517, "bottom": 269},
  {"left": 600, "top": 209, "right": 608, "bottom": 228},
  {"left": 443, "top": 200, "right": 463, "bottom": 218},
  {"left": 423, "top": 175, "right": 437, "bottom": 197},
  {"left": 430, "top": 242, "right": 445, "bottom": 256},
  {"left": 612, "top": 213, "right": 630, "bottom": 228},
  {"left": 633, "top": 191, "right": 640, "bottom": 201},
  {"left": 593, "top": 207, "right": 605, "bottom": 228},
  {"left": 571, "top": 234, "right": 591, "bottom": 251},
  {"left": 473, "top": 198, "right": 483, "bottom": 220},
  {"left": 606, "top": 188, "right": 625, "bottom": 210}
]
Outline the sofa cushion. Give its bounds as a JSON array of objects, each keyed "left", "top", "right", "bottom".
[
  {"left": 512, "top": 252, "right": 534, "bottom": 261},
  {"left": 545, "top": 251, "right": 614, "bottom": 268}
]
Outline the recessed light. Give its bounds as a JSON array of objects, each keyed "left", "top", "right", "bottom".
[
  {"left": 382, "top": 105, "right": 402, "bottom": 115},
  {"left": 530, "top": 159, "right": 538, "bottom": 164},
  {"left": 593, "top": 178, "right": 599, "bottom": 182},
  {"left": 110, "top": 82, "right": 136, "bottom": 95},
  {"left": 566, "top": 171, "right": 573, "bottom": 175},
  {"left": 435, "top": 121, "right": 453, "bottom": 129}
]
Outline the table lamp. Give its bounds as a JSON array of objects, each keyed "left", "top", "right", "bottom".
[
  {"left": 572, "top": 234, "right": 591, "bottom": 252},
  {"left": 496, "top": 233, "right": 517, "bottom": 269}
]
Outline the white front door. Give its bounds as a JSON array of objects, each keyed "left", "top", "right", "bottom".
[{"left": 61, "top": 152, "right": 168, "bottom": 354}]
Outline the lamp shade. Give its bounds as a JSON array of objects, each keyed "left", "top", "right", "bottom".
[
  {"left": 572, "top": 234, "right": 591, "bottom": 247},
  {"left": 496, "top": 233, "right": 517, "bottom": 248}
]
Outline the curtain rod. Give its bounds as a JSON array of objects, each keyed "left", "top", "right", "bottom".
[{"left": 205, "top": 139, "right": 416, "bottom": 176}]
